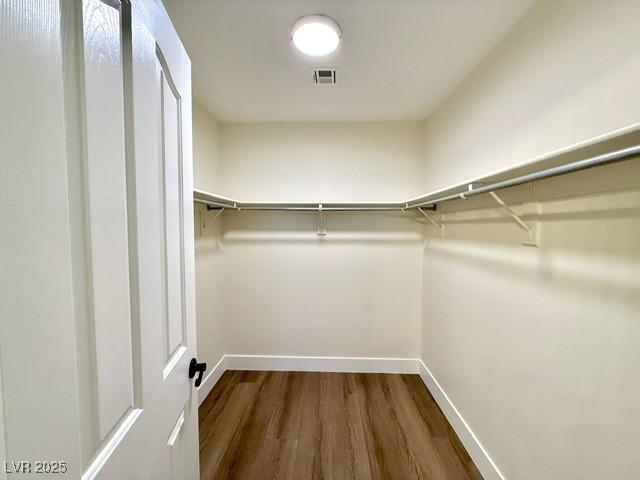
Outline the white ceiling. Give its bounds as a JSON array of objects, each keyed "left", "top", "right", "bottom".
[{"left": 163, "top": 0, "right": 533, "bottom": 122}]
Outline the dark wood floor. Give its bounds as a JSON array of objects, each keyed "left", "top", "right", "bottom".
[{"left": 199, "top": 371, "right": 483, "bottom": 480}]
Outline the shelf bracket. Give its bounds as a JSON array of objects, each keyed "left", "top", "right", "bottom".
[
  {"left": 418, "top": 207, "right": 444, "bottom": 236},
  {"left": 200, "top": 207, "right": 224, "bottom": 235},
  {"left": 317, "top": 204, "right": 327, "bottom": 236},
  {"left": 488, "top": 191, "right": 540, "bottom": 247}
]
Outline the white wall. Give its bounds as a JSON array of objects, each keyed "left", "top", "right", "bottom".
[
  {"left": 193, "top": 120, "right": 426, "bottom": 362},
  {"left": 220, "top": 122, "right": 426, "bottom": 202},
  {"left": 192, "top": 101, "right": 222, "bottom": 192},
  {"left": 422, "top": 0, "right": 640, "bottom": 192},
  {"left": 419, "top": 0, "right": 640, "bottom": 478},
  {"left": 193, "top": 103, "right": 226, "bottom": 372},
  {"left": 218, "top": 211, "right": 423, "bottom": 358}
]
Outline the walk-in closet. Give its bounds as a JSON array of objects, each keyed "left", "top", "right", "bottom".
[{"left": 2, "top": 1, "right": 639, "bottom": 479}]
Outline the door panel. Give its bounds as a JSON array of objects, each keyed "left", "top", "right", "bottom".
[
  {"left": 0, "top": 1, "right": 198, "bottom": 478},
  {"left": 159, "top": 51, "right": 187, "bottom": 375},
  {"left": 75, "top": 0, "right": 147, "bottom": 476},
  {"left": 142, "top": 3, "right": 200, "bottom": 475},
  {"left": 82, "top": 0, "right": 139, "bottom": 442}
]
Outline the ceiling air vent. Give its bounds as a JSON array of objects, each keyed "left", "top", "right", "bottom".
[{"left": 313, "top": 69, "right": 337, "bottom": 85}]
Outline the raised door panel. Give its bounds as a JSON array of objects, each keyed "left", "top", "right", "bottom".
[
  {"left": 162, "top": 69, "right": 185, "bottom": 362},
  {"left": 76, "top": 3, "right": 146, "bottom": 477},
  {"left": 158, "top": 49, "right": 187, "bottom": 379},
  {"left": 82, "top": 0, "right": 137, "bottom": 441}
]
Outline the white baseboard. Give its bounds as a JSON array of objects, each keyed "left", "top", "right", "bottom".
[
  {"left": 197, "top": 355, "right": 227, "bottom": 406},
  {"left": 224, "top": 354, "right": 420, "bottom": 374},
  {"left": 197, "top": 354, "right": 417, "bottom": 406},
  {"left": 418, "top": 359, "right": 504, "bottom": 480}
]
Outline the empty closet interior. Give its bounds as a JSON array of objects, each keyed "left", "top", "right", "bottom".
[{"left": 166, "top": 1, "right": 640, "bottom": 479}]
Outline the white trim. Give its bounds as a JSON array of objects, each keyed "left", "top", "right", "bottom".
[
  {"left": 166, "top": 411, "right": 185, "bottom": 446},
  {"left": 163, "top": 345, "right": 187, "bottom": 380},
  {"left": 82, "top": 408, "right": 143, "bottom": 480},
  {"left": 418, "top": 360, "right": 504, "bottom": 480},
  {"left": 197, "top": 356, "right": 227, "bottom": 406},
  {"left": 224, "top": 354, "right": 420, "bottom": 374}
]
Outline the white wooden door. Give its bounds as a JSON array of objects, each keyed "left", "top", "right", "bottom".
[{"left": 0, "top": 1, "right": 199, "bottom": 478}]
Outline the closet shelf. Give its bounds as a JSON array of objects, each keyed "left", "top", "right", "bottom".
[
  {"left": 193, "top": 190, "right": 410, "bottom": 212},
  {"left": 194, "top": 143, "right": 640, "bottom": 212}
]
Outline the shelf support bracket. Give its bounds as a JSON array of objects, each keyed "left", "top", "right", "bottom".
[
  {"left": 200, "top": 207, "right": 224, "bottom": 235},
  {"left": 488, "top": 191, "right": 540, "bottom": 247},
  {"left": 317, "top": 204, "right": 327, "bottom": 236},
  {"left": 418, "top": 207, "right": 444, "bottom": 236}
]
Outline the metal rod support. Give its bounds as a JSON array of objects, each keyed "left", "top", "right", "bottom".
[
  {"left": 317, "top": 204, "right": 327, "bottom": 236},
  {"left": 197, "top": 199, "right": 237, "bottom": 210},
  {"left": 488, "top": 192, "right": 531, "bottom": 233},
  {"left": 417, "top": 208, "right": 443, "bottom": 232},
  {"left": 200, "top": 207, "right": 225, "bottom": 234}
]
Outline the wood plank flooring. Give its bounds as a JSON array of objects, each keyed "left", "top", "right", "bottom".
[{"left": 199, "top": 371, "right": 483, "bottom": 480}]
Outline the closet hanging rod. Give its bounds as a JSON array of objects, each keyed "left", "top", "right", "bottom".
[
  {"left": 192, "top": 190, "right": 419, "bottom": 211},
  {"left": 193, "top": 143, "right": 640, "bottom": 212},
  {"left": 407, "top": 144, "right": 640, "bottom": 208},
  {"left": 231, "top": 207, "right": 404, "bottom": 212},
  {"left": 193, "top": 199, "right": 412, "bottom": 212}
]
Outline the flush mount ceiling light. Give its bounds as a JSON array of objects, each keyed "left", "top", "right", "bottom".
[{"left": 291, "top": 15, "right": 341, "bottom": 57}]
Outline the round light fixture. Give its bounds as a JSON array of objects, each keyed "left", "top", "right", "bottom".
[{"left": 291, "top": 15, "right": 341, "bottom": 57}]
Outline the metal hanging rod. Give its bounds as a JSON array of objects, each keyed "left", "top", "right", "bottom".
[
  {"left": 407, "top": 144, "right": 640, "bottom": 209},
  {"left": 193, "top": 144, "right": 640, "bottom": 212},
  {"left": 195, "top": 203, "right": 412, "bottom": 212},
  {"left": 234, "top": 207, "right": 403, "bottom": 211},
  {"left": 193, "top": 191, "right": 420, "bottom": 212},
  {"left": 233, "top": 203, "right": 409, "bottom": 212}
]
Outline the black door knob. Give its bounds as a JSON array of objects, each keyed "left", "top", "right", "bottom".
[{"left": 189, "top": 358, "right": 207, "bottom": 387}]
